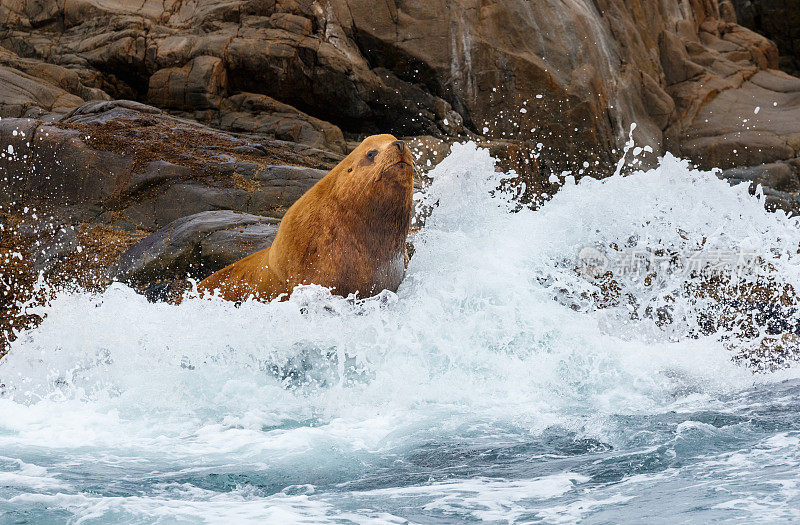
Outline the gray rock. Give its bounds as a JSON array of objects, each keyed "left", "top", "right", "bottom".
[
  {"left": 719, "top": 166, "right": 800, "bottom": 215},
  {"left": 761, "top": 187, "right": 800, "bottom": 215},
  {"left": 26, "top": 124, "right": 134, "bottom": 206},
  {"left": 202, "top": 222, "right": 279, "bottom": 263},
  {"left": 247, "top": 164, "right": 328, "bottom": 215},
  {"left": 113, "top": 210, "right": 280, "bottom": 284},
  {"left": 62, "top": 100, "right": 163, "bottom": 119},
  {"left": 126, "top": 161, "right": 195, "bottom": 196},
  {"left": 721, "top": 162, "right": 798, "bottom": 192},
  {"left": 151, "top": 183, "right": 252, "bottom": 229}
]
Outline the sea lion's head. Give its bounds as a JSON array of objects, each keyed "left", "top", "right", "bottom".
[{"left": 330, "top": 134, "right": 415, "bottom": 204}]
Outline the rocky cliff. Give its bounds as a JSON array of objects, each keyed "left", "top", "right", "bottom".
[{"left": 3, "top": 0, "right": 800, "bottom": 175}]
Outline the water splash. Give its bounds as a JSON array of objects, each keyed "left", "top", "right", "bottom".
[{"left": 2, "top": 143, "right": 800, "bottom": 522}]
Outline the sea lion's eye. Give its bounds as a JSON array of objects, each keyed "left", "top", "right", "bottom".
[{"left": 366, "top": 149, "right": 378, "bottom": 161}]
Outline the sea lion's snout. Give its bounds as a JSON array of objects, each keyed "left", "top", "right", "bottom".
[{"left": 384, "top": 139, "right": 414, "bottom": 171}]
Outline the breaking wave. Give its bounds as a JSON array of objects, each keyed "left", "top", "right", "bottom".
[{"left": 3, "top": 143, "right": 800, "bottom": 523}]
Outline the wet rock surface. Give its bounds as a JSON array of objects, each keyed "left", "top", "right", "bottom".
[{"left": 113, "top": 210, "right": 280, "bottom": 289}]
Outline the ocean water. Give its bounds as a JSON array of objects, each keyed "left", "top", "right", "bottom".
[{"left": 3, "top": 144, "right": 800, "bottom": 523}]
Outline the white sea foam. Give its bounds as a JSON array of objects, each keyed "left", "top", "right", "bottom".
[
  {"left": 8, "top": 488, "right": 406, "bottom": 525},
  {"left": 356, "top": 473, "right": 590, "bottom": 522},
  {"left": 0, "top": 458, "right": 70, "bottom": 491}
]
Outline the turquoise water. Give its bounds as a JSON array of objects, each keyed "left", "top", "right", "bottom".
[{"left": 2, "top": 145, "right": 800, "bottom": 523}]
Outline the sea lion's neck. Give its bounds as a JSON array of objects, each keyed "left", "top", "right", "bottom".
[
  {"left": 280, "top": 171, "right": 413, "bottom": 295},
  {"left": 343, "top": 184, "right": 412, "bottom": 259}
]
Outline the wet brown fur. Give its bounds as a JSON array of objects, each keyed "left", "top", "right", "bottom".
[{"left": 196, "top": 134, "right": 415, "bottom": 302}]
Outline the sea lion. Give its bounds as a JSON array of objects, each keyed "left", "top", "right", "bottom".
[{"left": 196, "top": 134, "right": 415, "bottom": 302}]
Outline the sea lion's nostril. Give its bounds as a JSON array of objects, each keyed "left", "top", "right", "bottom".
[{"left": 392, "top": 140, "right": 405, "bottom": 153}]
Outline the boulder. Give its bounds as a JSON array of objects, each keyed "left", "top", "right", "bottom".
[
  {"left": 113, "top": 210, "right": 280, "bottom": 285},
  {"left": 0, "top": 100, "right": 336, "bottom": 230},
  {"left": 719, "top": 161, "right": 800, "bottom": 214},
  {"left": 147, "top": 55, "right": 228, "bottom": 110},
  {"left": 185, "top": 92, "right": 349, "bottom": 154},
  {"left": 0, "top": 45, "right": 110, "bottom": 118},
  {"left": 721, "top": 162, "right": 798, "bottom": 192}
]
